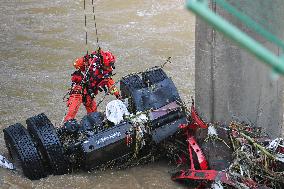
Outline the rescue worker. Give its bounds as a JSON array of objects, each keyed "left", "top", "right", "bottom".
[{"left": 63, "top": 48, "right": 120, "bottom": 129}]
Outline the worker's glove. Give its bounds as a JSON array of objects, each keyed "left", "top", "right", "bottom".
[
  {"left": 110, "top": 62, "right": 115, "bottom": 69},
  {"left": 116, "top": 94, "right": 122, "bottom": 100},
  {"left": 98, "top": 85, "right": 108, "bottom": 94}
]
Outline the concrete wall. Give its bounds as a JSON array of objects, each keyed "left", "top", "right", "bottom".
[{"left": 195, "top": 1, "right": 283, "bottom": 137}]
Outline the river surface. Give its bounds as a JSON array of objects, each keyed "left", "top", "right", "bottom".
[{"left": 0, "top": 0, "right": 195, "bottom": 188}]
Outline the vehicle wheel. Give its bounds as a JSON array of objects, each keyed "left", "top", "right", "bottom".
[
  {"left": 3, "top": 123, "right": 46, "bottom": 180},
  {"left": 26, "top": 113, "right": 69, "bottom": 175},
  {"left": 120, "top": 74, "right": 145, "bottom": 98},
  {"left": 142, "top": 68, "right": 168, "bottom": 86}
]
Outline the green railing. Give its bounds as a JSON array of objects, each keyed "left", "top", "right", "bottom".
[{"left": 186, "top": 0, "right": 284, "bottom": 75}]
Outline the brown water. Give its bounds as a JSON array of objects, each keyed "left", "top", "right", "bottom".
[{"left": 0, "top": 0, "right": 195, "bottom": 188}]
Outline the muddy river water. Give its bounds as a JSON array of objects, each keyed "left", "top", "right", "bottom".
[{"left": 0, "top": 0, "right": 195, "bottom": 188}]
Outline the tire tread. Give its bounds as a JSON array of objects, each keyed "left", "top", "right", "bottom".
[
  {"left": 26, "top": 113, "right": 69, "bottom": 175},
  {"left": 3, "top": 123, "right": 46, "bottom": 180}
]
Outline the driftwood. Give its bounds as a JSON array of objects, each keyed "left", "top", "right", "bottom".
[{"left": 228, "top": 121, "right": 284, "bottom": 188}]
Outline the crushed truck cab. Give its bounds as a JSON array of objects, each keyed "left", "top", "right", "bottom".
[{"left": 3, "top": 68, "right": 187, "bottom": 180}]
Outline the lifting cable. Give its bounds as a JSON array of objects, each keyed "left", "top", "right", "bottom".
[
  {"left": 61, "top": 0, "right": 101, "bottom": 125},
  {"left": 84, "top": 0, "right": 87, "bottom": 48},
  {"left": 92, "top": 0, "right": 100, "bottom": 48},
  {"left": 84, "top": 0, "right": 100, "bottom": 53}
]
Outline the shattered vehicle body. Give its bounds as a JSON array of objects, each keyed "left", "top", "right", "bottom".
[
  {"left": 3, "top": 68, "right": 188, "bottom": 180},
  {"left": 168, "top": 104, "right": 284, "bottom": 188},
  {"left": 3, "top": 67, "right": 283, "bottom": 188}
]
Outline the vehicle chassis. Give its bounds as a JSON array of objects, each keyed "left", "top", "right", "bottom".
[{"left": 3, "top": 68, "right": 188, "bottom": 180}]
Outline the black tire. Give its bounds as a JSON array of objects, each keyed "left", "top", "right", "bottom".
[
  {"left": 120, "top": 74, "right": 145, "bottom": 98},
  {"left": 3, "top": 123, "right": 46, "bottom": 180},
  {"left": 26, "top": 113, "right": 69, "bottom": 175},
  {"left": 142, "top": 68, "right": 168, "bottom": 86}
]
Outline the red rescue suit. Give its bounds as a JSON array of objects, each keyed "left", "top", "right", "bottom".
[{"left": 64, "top": 50, "right": 120, "bottom": 122}]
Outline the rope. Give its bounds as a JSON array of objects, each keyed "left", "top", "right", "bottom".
[
  {"left": 84, "top": 0, "right": 88, "bottom": 53},
  {"left": 92, "top": 0, "right": 100, "bottom": 48},
  {"left": 84, "top": 0, "right": 100, "bottom": 52}
]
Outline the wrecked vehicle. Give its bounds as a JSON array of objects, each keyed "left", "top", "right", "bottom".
[
  {"left": 167, "top": 104, "right": 284, "bottom": 188},
  {"left": 3, "top": 67, "right": 283, "bottom": 188},
  {"left": 3, "top": 68, "right": 188, "bottom": 180}
]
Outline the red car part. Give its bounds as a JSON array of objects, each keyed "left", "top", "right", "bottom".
[{"left": 171, "top": 100, "right": 260, "bottom": 188}]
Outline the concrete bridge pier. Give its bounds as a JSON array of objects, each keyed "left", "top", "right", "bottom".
[{"left": 195, "top": 1, "right": 283, "bottom": 137}]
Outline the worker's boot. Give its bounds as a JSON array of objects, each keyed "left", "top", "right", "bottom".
[{"left": 64, "top": 119, "right": 80, "bottom": 133}]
